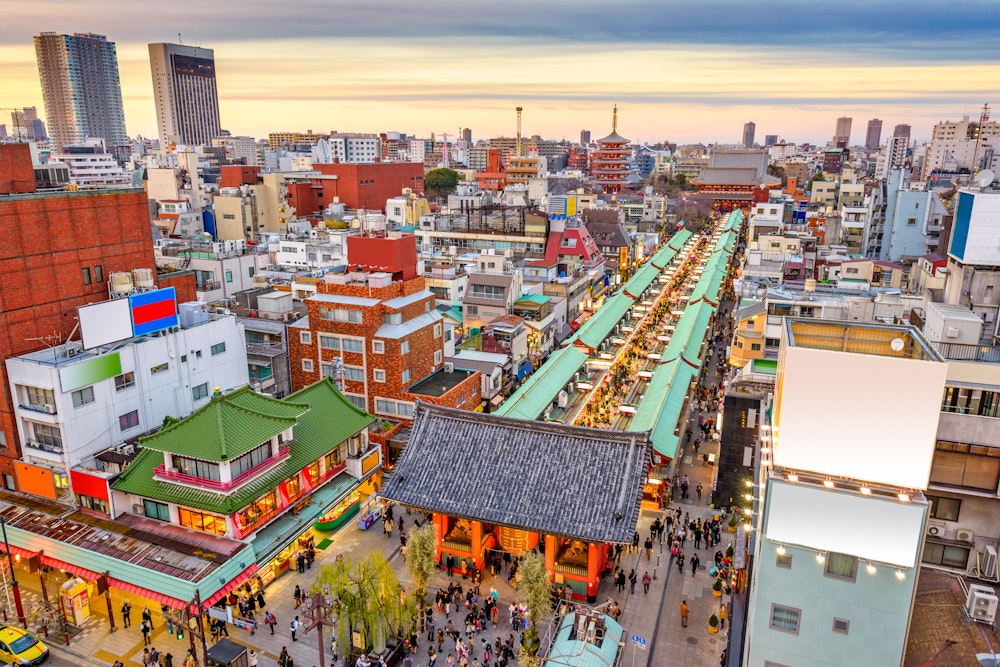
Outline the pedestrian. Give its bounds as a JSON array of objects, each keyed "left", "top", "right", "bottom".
[
  {"left": 121, "top": 599, "right": 132, "bottom": 628},
  {"left": 691, "top": 553, "right": 700, "bottom": 576},
  {"left": 256, "top": 590, "right": 266, "bottom": 609},
  {"left": 696, "top": 483, "right": 703, "bottom": 501},
  {"left": 680, "top": 600, "right": 689, "bottom": 628},
  {"left": 265, "top": 611, "right": 276, "bottom": 635},
  {"left": 385, "top": 517, "right": 393, "bottom": 538},
  {"left": 644, "top": 537, "right": 653, "bottom": 560},
  {"left": 290, "top": 616, "right": 300, "bottom": 641},
  {"left": 719, "top": 603, "right": 728, "bottom": 631},
  {"left": 720, "top": 648, "right": 728, "bottom": 666},
  {"left": 142, "top": 606, "right": 153, "bottom": 629},
  {"left": 247, "top": 651, "right": 256, "bottom": 667},
  {"left": 615, "top": 569, "right": 626, "bottom": 593},
  {"left": 140, "top": 620, "right": 152, "bottom": 645},
  {"left": 296, "top": 551, "right": 305, "bottom": 574},
  {"left": 676, "top": 551, "right": 685, "bottom": 573},
  {"left": 278, "top": 647, "right": 289, "bottom": 667},
  {"left": 294, "top": 585, "right": 302, "bottom": 608},
  {"left": 641, "top": 571, "right": 651, "bottom": 595},
  {"left": 631, "top": 531, "right": 639, "bottom": 553},
  {"left": 627, "top": 569, "right": 637, "bottom": 595}
]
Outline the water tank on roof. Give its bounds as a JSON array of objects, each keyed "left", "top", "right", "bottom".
[
  {"left": 110, "top": 272, "right": 134, "bottom": 294},
  {"left": 132, "top": 268, "right": 154, "bottom": 290}
]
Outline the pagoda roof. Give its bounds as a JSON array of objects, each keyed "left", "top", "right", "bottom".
[
  {"left": 379, "top": 403, "right": 651, "bottom": 543},
  {"left": 112, "top": 379, "right": 374, "bottom": 514},
  {"left": 139, "top": 386, "right": 309, "bottom": 461},
  {"left": 597, "top": 131, "right": 629, "bottom": 144}
]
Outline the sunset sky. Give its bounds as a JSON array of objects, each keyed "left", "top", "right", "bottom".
[{"left": 2, "top": 0, "right": 997, "bottom": 145}]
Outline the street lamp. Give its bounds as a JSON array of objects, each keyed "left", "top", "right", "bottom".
[{"left": 0, "top": 517, "right": 26, "bottom": 627}]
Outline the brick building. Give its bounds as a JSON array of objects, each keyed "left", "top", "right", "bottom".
[
  {"left": 0, "top": 143, "right": 195, "bottom": 488},
  {"left": 288, "top": 234, "right": 480, "bottom": 421},
  {"left": 285, "top": 162, "right": 424, "bottom": 216}
]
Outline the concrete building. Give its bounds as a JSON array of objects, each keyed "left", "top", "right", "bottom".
[
  {"left": 211, "top": 135, "right": 258, "bottom": 166},
  {"left": 51, "top": 138, "right": 131, "bottom": 186},
  {"left": 34, "top": 32, "right": 128, "bottom": 151},
  {"left": 865, "top": 118, "right": 883, "bottom": 150},
  {"left": 327, "top": 134, "right": 382, "bottom": 163},
  {"left": 743, "top": 121, "right": 756, "bottom": 149},
  {"left": 833, "top": 116, "right": 852, "bottom": 146},
  {"left": 743, "top": 320, "right": 947, "bottom": 667},
  {"left": 155, "top": 239, "right": 264, "bottom": 303},
  {"left": 148, "top": 43, "right": 222, "bottom": 147},
  {"left": 943, "top": 189, "right": 1000, "bottom": 336},
  {"left": 5, "top": 311, "right": 248, "bottom": 505}
]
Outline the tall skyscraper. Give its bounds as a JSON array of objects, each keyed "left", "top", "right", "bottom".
[
  {"left": 742, "top": 121, "right": 756, "bottom": 149},
  {"left": 865, "top": 118, "right": 883, "bottom": 149},
  {"left": 580, "top": 129, "right": 591, "bottom": 145},
  {"left": 893, "top": 124, "right": 912, "bottom": 140},
  {"left": 149, "top": 43, "right": 222, "bottom": 146},
  {"left": 34, "top": 32, "right": 128, "bottom": 151},
  {"left": 764, "top": 134, "right": 779, "bottom": 147},
  {"left": 461, "top": 127, "right": 472, "bottom": 143},
  {"left": 833, "top": 116, "right": 853, "bottom": 146}
]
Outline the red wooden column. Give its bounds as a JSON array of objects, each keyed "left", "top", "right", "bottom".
[
  {"left": 586, "top": 542, "right": 601, "bottom": 602},
  {"left": 433, "top": 514, "right": 447, "bottom": 569},
  {"left": 544, "top": 535, "right": 557, "bottom": 584},
  {"left": 471, "top": 521, "right": 483, "bottom": 569}
]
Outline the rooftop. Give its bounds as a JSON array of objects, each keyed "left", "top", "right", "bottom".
[
  {"left": 407, "top": 368, "right": 477, "bottom": 397},
  {"left": 783, "top": 319, "right": 942, "bottom": 362}
]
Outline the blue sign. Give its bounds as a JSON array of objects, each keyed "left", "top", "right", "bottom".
[{"left": 631, "top": 635, "right": 646, "bottom": 646}]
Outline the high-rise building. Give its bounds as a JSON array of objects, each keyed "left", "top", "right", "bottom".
[
  {"left": 9, "top": 108, "right": 45, "bottom": 142},
  {"left": 743, "top": 121, "right": 756, "bottom": 149},
  {"left": 148, "top": 43, "right": 222, "bottom": 146},
  {"left": 580, "top": 130, "right": 591, "bottom": 145},
  {"left": 461, "top": 127, "right": 472, "bottom": 143},
  {"left": 893, "top": 124, "right": 911, "bottom": 140},
  {"left": 34, "top": 32, "right": 128, "bottom": 151},
  {"left": 764, "top": 134, "right": 779, "bottom": 147},
  {"left": 833, "top": 116, "right": 853, "bottom": 146},
  {"left": 865, "top": 118, "right": 883, "bottom": 149}
]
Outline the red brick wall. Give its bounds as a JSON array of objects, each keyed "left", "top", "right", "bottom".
[
  {"left": 313, "top": 163, "right": 424, "bottom": 211},
  {"left": 219, "top": 165, "right": 261, "bottom": 189},
  {"left": 286, "top": 181, "right": 319, "bottom": 218},
  {"left": 0, "top": 189, "right": 155, "bottom": 476},
  {"left": 157, "top": 270, "right": 198, "bottom": 305},
  {"left": 0, "top": 144, "right": 36, "bottom": 195},
  {"left": 402, "top": 372, "right": 481, "bottom": 412}
]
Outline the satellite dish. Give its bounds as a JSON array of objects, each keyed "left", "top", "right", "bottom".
[
  {"left": 890, "top": 337, "right": 905, "bottom": 352},
  {"left": 350, "top": 218, "right": 361, "bottom": 229},
  {"left": 975, "top": 169, "right": 996, "bottom": 188}
]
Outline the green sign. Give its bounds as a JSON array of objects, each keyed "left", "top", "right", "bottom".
[{"left": 59, "top": 352, "right": 123, "bottom": 392}]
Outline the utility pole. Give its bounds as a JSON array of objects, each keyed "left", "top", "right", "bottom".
[
  {"left": 185, "top": 590, "right": 209, "bottom": 666},
  {"left": 0, "top": 518, "right": 25, "bottom": 627},
  {"left": 301, "top": 588, "right": 338, "bottom": 667}
]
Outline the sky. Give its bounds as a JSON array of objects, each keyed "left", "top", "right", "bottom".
[{"left": 2, "top": 0, "right": 998, "bottom": 146}]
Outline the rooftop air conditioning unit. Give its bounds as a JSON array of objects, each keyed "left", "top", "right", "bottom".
[
  {"left": 957, "top": 528, "right": 975, "bottom": 543},
  {"left": 43, "top": 404, "right": 56, "bottom": 414},
  {"left": 557, "top": 390, "right": 568, "bottom": 408},
  {"left": 132, "top": 504, "right": 145, "bottom": 514},
  {"left": 443, "top": 362, "right": 454, "bottom": 373},
  {"left": 966, "top": 585, "right": 998, "bottom": 624},
  {"left": 926, "top": 520, "right": 946, "bottom": 537}
]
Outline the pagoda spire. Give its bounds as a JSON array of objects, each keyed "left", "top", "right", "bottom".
[{"left": 612, "top": 105, "right": 618, "bottom": 133}]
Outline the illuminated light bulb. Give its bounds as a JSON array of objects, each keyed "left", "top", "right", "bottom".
[
  {"left": 895, "top": 569, "right": 906, "bottom": 580},
  {"left": 744, "top": 494, "right": 752, "bottom": 501},
  {"left": 816, "top": 552, "right": 826, "bottom": 564},
  {"left": 897, "top": 493, "right": 910, "bottom": 503},
  {"left": 776, "top": 545, "right": 786, "bottom": 555},
  {"left": 745, "top": 480, "right": 753, "bottom": 487},
  {"left": 866, "top": 563, "right": 877, "bottom": 575},
  {"left": 786, "top": 474, "right": 798, "bottom": 482},
  {"left": 823, "top": 480, "right": 835, "bottom": 489},
  {"left": 743, "top": 522, "right": 752, "bottom": 531},
  {"left": 860, "top": 486, "right": 872, "bottom": 496}
]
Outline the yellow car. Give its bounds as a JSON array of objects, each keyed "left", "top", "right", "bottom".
[{"left": 0, "top": 626, "right": 48, "bottom": 666}]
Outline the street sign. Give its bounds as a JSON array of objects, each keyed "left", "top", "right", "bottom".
[{"left": 631, "top": 634, "right": 647, "bottom": 650}]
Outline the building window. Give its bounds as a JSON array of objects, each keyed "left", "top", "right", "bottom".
[
  {"left": 231, "top": 442, "right": 273, "bottom": 478},
  {"left": 82, "top": 267, "right": 92, "bottom": 285},
  {"left": 401, "top": 368, "right": 411, "bottom": 384},
  {"left": 382, "top": 313, "right": 403, "bottom": 325},
  {"left": 238, "top": 490, "right": 277, "bottom": 532},
  {"left": 118, "top": 410, "right": 140, "bottom": 432},
  {"left": 24, "top": 386, "right": 55, "bottom": 409},
  {"left": 307, "top": 461, "right": 321, "bottom": 486},
  {"left": 374, "top": 370, "right": 386, "bottom": 383},
  {"left": 192, "top": 383, "right": 209, "bottom": 401},
  {"left": 401, "top": 340, "right": 410, "bottom": 355},
  {"left": 434, "top": 324, "right": 442, "bottom": 338},
  {"left": 302, "top": 359, "right": 314, "bottom": 372},
  {"left": 196, "top": 350, "right": 203, "bottom": 358},
  {"left": 181, "top": 355, "right": 188, "bottom": 363},
  {"left": 324, "top": 448, "right": 343, "bottom": 473},
  {"left": 174, "top": 455, "right": 222, "bottom": 481},
  {"left": 941, "top": 387, "right": 1000, "bottom": 418},
  {"left": 342, "top": 339, "right": 364, "bottom": 353},
  {"left": 319, "top": 335, "right": 340, "bottom": 350},
  {"left": 300, "top": 331, "right": 312, "bottom": 345},
  {"left": 319, "top": 307, "right": 362, "bottom": 323},
  {"left": 751, "top": 343, "right": 762, "bottom": 351},
  {"left": 434, "top": 350, "right": 443, "bottom": 365},
  {"left": 376, "top": 399, "right": 396, "bottom": 415},
  {"left": 94, "top": 265, "right": 104, "bottom": 283},
  {"left": 922, "top": 542, "right": 970, "bottom": 569},
  {"left": 927, "top": 495, "right": 961, "bottom": 521},
  {"left": 114, "top": 372, "right": 136, "bottom": 391},
  {"left": 77, "top": 494, "right": 109, "bottom": 514},
  {"left": 150, "top": 363, "right": 169, "bottom": 375},
  {"left": 398, "top": 402, "right": 414, "bottom": 418},
  {"left": 769, "top": 604, "right": 801, "bottom": 634},
  {"left": 143, "top": 499, "right": 170, "bottom": 521},
  {"left": 833, "top": 618, "right": 850, "bottom": 635},
  {"left": 211, "top": 342, "right": 226, "bottom": 356},
  {"left": 824, "top": 552, "right": 858, "bottom": 581},
  {"left": 71, "top": 386, "right": 95, "bottom": 408},
  {"left": 467, "top": 305, "right": 478, "bottom": 316},
  {"left": 345, "top": 394, "right": 366, "bottom": 410},
  {"left": 343, "top": 366, "right": 365, "bottom": 382},
  {"left": 930, "top": 440, "right": 1000, "bottom": 491},
  {"left": 31, "top": 423, "right": 63, "bottom": 452},
  {"left": 225, "top": 270, "right": 233, "bottom": 283},
  {"left": 284, "top": 475, "right": 301, "bottom": 501},
  {"left": 907, "top": 218, "right": 917, "bottom": 226},
  {"left": 179, "top": 508, "right": 227, "bottom": 536},
  {"left": 776, "top": 552, "right": 792, "bottom": 568}
]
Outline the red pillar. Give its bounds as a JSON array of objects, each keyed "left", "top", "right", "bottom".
[{"left": 586, "top": 543, "right": 600, "bottom": 603}]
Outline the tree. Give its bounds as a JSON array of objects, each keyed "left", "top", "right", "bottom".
[
  {"left": 312, "top": 553, "right": 416, "bottom": 662},
  {"left": 404, "top": 523, "right": 437, "bottom": 630},
  {"left": 516, "top": 551, "right": 553, "bottom": 665},
  {"left": 425, "top": 168, "right": 460, "bottom": 199}
]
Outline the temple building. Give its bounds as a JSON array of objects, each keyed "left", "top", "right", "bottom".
[
  {"left": 690, "top": 149, "right": 780, "bottom": 213},
  {"left": 380, "top": 403, "right": 650, "bottom": 601},
  {"left": 591, "top": 107, "right": 630, "bottom": 195}
]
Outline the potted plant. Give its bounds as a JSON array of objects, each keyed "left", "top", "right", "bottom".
[
  {"left": 727, "top": 515, "right": 737, "bottom": 533},
  {"left": 708, "top": 613, "right": 719, "bottom": 634},
  {"left": 725, "top": 545, "right": 734, "bottom": 559},
  {"left": 712, "top": 579, "right": 723, "bottom": 598}
]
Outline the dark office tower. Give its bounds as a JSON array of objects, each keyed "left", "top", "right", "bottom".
[
  {"left": 764, "top": 135, "right": 779, "bottom": 147},
  {"left": 893, "top": 124, "right": 911, "bottom": 140},
  {"left": 580, "top": 130, "right": 591, "bottom": 145},
  {"left": 461, "top": 127, "right": 472, "bottom": 143},
  {"left": 865, "top": 118, "right": 883, "bottom": 149},
  {"left": 34, "top": 32, "right": 128, "bottom": 151},
  {"left": 742, "top": 121, "right": 756, "bottom": 149},
  {"left": 149, "top": 42, "right": 222, "bottom": 146},
  {"left": 833, "top": 116, "right": 852, "bottom": 146}
]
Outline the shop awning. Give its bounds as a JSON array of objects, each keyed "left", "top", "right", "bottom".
[
  {"left": 203, "top": 564, "right": 260, "bottom": 607},
  {"left": 111, "top": 580, "right": 189, "bottom": 610}
]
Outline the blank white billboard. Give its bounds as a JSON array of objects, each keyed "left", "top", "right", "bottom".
[
  {"left": 78, "top": 299, "right": 133, "bottom": 349},
  {"left": 766, "top": 480, "right": 925, "bottom": 567},
  {"left": 774, "top": 345, "right": 947, "bottom": 489}
]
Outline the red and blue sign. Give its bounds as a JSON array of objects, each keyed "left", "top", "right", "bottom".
[{"left": 129, "top": 287, "right": 179, "bottom": 336}]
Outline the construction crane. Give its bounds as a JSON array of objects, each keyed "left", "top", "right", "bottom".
[{"left": 973, "top": 102, "right": 991, "bottom": 176}]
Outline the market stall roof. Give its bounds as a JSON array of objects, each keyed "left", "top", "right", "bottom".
[
  {"left": 495, "top": 345, "right": 589, "bottom": 421},
  {"left": 380, "top": 403, "right": 650, "bottom": 544}
]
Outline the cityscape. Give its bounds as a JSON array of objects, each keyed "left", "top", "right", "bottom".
[{"left": 1, "top": 5, "right": 1000, "bottom": 667}]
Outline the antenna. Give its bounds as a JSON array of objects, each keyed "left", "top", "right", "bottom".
[
  {"left": 516, "top": 106, "right": 523, "bottom": 157},
  {"left": 178, "top": 33, "right": 183, "bottom": 45}
]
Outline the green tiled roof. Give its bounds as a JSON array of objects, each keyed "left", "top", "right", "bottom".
[
  {"left": 113, "top": 379, "right": 374, "bottom": 514},
  {"left": 139, "top": 386, "right": 308, "bottom": 461},
  {"left": 516, "top": 294, "right": 551, "bottom": 305}
]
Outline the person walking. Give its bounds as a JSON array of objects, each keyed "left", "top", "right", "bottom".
[
  {"left": 679, "top": 600, "right": 689, "bottom": 628},
  {"left": 140, "top": 619, "right": 152, "bottom": 645},
  {"left": 142, "top": 607, "right": 153, "bottom": 629},
  {"left": 676, "top": 551, "right": 685, "bottom": 573},
  {"left": 278, "top": 648, "right": 289, "bottom": 667},
  {"left": 719, "top": 603, "right": 728, "bottom": 631},
  {"left": 696, "top": 483, "right": 704, "bottom": 501},
  {"left": 265, "top": 611, "right": 276, "bottom": 635},
  {"left": 615, "top": 569, "right": 626, "bottom": 593},
  {"left": 121, "top": 600, "right": 132, "bottom": 628},
  {"left": 290, "top": 616, "right": 299, "bottom": 641},
  {"left": 644, "top": 537, "right": 653, "bottom": 560},
  {"left": 690, "top": 553, "right": 700, "bottom": 576},
  {"left": 294, "top": 585, "right": 302, "bottom": 608},
  {"left": 627, "top": 569, "right": 637, "bottom": 595},
  {"left": 641, "top": 571, "right": 651, "bottom": 595}
]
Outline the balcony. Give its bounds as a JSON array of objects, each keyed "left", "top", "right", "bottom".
[
  {"left": 26, "top": 440, "right": 63, "bottom": 455},
  {"left": 345, "top": 446, "right": 382, "bottom": 479},
  {"left": 196, "top": 280, "right": 221, "bottom": 292},
  {"left": 154, "top": 445, "right": 291, "bottom": 491}
]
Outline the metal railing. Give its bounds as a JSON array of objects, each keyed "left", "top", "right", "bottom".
[
  {"left": 154, "top": 445, "right": 291, "bottom": 491},
  {"left": 934, "top": 342, "right": 1000, "bottom": 364}
]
